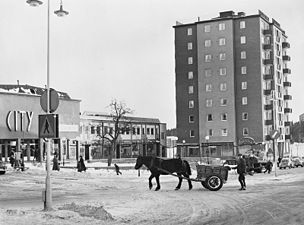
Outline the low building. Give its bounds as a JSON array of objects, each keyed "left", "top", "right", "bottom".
[
  {"left": 79, "top": 111, "right": 167, "bottom": 159},
  {"left": 0, "top": 84, "right": 80, "bottom": 162}
]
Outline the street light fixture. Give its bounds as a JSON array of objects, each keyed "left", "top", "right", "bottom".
[
  {"left": 205, "top": 135, "right": 210, "bottom": 164},
  {"left": 182, "top": 140, "right": 185, "bottom": 158},
  {"left": 26, "top": 0, "right": 68, "bottom": 211},
  {"left": 54, "top": 1, "right": 69, "bottom": 17},
  {"left": 26, "top": 0, "right": 43, "bottom": 7}
]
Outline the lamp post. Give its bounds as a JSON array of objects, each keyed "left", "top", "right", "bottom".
[
  {"left": 26, "top": 0, "right": 68, "bottom": 211},
  {"left": 205, "top": 135, "right": 210, "bottom": 164},
  {"left": 182, "top": 140, "right": 185, "bottom": 158}
]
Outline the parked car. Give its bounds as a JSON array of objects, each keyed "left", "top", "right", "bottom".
[
  {"left": 279, "top": 158, "right": 294, "bottom": 169},
  {"left": 292, "top": 157, "right": 304, "bottom": 167},
  {"left": 0, "top": 161, "right": 7, "bottom": 175},
  {"left": 223, "top": 159, "right": 237, "bottom": 170}
]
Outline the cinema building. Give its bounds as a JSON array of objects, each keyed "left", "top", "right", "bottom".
[
  {"left": 0, "top": 84, "right": 80, "bottom": 162},
  {"left": 79, "top": 111, "right": 167, "bottom": 159}
]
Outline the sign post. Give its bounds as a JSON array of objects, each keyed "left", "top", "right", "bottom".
[
  {"left": 39, "top": 89, "right": 59, "bottom": 211},
  {"left": 270, "top": 130, "right": 281, "bottom": 177}
]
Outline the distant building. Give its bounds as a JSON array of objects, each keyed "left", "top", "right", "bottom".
[
  {"left": 166, "top": 136, "right": 178, "bottom": 158},
  {"left": 174, "top": 10, "right": 292, "bottom": 158},
  {"left": 79, "top": 111, "right": 167, "bottom": 159},
  {"left": 0, "top": 84, "right": 80, "bottom": 162},
  {"left": 299, "top": 113, "right": 304, "bottom": 122}
]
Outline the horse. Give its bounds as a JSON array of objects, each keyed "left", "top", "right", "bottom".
[{"left": 134, "top": 155, "right": 193, "bottom": 191}]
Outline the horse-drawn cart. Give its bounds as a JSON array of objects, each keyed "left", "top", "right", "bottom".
[
  {"left": 194, "top": 164, "right": 229, "bottom": 191},
  {"left": 135, "top": 156, "right": 230, "bottom": 191}
]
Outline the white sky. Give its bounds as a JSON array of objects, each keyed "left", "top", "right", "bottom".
[{"left": 0, "top": 0, "right": 303, "bottom": 129}]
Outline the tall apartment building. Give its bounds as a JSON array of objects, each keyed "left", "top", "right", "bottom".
[{"left": 174, "top": 10, "right": 292, "bottom": 159}]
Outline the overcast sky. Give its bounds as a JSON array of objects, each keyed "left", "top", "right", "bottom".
[{"left": 0, "top": 0, "right": 303, "bottom": 129}]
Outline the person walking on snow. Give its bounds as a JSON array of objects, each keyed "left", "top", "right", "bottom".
[
  {"left": 52, "top": 155, "right": 60, "bottom": 171},
  {"left": 77, "top": 156, "right": 86, "bottom": 172},
  {"left": 264, "top": 160, "right": 273, "bottom": 174},
  {"left": 114, "top": 163, "right": 122, "bottom": 175},
  {"left": 237, "top": 154, "right": 247, "bottom": 190}
]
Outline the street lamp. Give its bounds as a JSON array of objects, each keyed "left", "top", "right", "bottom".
[
  {"left": 205, "top": 135, "right": 210, "bottom": 164},
  {"left": 182, "top": 140, "right": 185, "bottom": 158},
  {"left": 26, "top": 0, "right": 69, "bottom": 211}
]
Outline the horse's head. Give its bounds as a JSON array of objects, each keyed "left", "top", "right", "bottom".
[{"left": 135, "top": 155, "right": 143, "bottom": 170}]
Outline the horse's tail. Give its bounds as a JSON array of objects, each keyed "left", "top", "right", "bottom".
[{"left": 183, "top": 160, "right": 192, "bottom": 176}]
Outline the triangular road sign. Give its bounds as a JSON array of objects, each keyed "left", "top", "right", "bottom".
[
  {"left": 41, "top": 116, "right": 54, "bottom": 136},
  {"left": 39, "top": 114, "right": 59, "bottom": 138}
]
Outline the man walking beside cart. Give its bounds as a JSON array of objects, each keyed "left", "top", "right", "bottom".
[{"left": 237, "top": 153, "right": 247, "bottom": 191}]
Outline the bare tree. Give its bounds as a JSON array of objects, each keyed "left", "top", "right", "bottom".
[{"left": 99, "top": 99, "right": 133, "bottom": 166}]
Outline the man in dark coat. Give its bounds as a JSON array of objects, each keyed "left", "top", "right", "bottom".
[
  {"left": 237, "top": 154, "right": 247, "bottom": 190},
  {"left": 77, "top": 156, "right": 86, "bottom": 172},
  {"left": 264, "top": 160, "right": 273, "bottom": 174},
  {"left": 52, "top": 155, "right": 60, "bottom": 171},
  {"left": 114, "top": 163, "right": 122, "bottom": 175}
]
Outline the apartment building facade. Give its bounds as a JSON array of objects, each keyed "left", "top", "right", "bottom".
[
  {"left": 79, "top": 112, "right": 167, "bottom": 159},
  {"left": 174, "top": 10, "right": 292, "bottom": 159}
]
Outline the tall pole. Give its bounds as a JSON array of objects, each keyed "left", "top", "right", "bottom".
[
  {"left": 45, "top": 0, "right": 52, "bottom": 211},
  {"left": 272, "top": 93, "right": 278, "bottom": 177}
]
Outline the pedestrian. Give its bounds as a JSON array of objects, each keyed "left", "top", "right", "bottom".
[
  {"left": 77, "top": 156, "right": 86, "bottom": 172},
  {"left": 277, "top": 157, "right": 282, "bottom": 167},
  {"left": 114, "top": 163, "right": 122, "bottom": 175},
  {"left": 9, "top": 152, "right": 15, "bottom": 167},
  {"left": 52, "top": 155, "right": 60, "bottom": 171},
  {"left": 237, "top": 153, "right": 247, "bottom": 190},
  {"left": 264, "top": 160, "right": 273, "bottom": 174},
  {"left": 20, "top": 153, "right": 25, "bottom": 171}
]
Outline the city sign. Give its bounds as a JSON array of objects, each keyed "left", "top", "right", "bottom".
[{"left": 6, "top": 110, "right": 34, "bottom": 132}]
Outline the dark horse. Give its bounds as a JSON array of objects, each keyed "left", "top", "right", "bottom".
[{"left": 134, "top": 156, "right": 193, "bottom": 191}]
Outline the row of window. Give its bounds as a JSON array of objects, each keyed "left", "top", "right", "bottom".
[
  {"left": 83, "top": 125, "right": 156, "bottom": 136},
  {"left": 188, "top": 36, "right": 247, "bottom": 50},
  {"left": 187, "top": 66, "right": 247, "bottom": 81},
  {"left": 188, "top": 97, "right": 248, "bottom": 109},
  {"left": 187, "top": 51, "right": 246, "bottom": 64},
  {"left": 188, "top": 112, "right": 248, "bottom": 123},
  {"left": 188, "top": 127, "right": 249, "bottom": 138},
  {"left": 186, "top": 21, "right": 246, "bottom": 36},
  {"left": 188, "top": 81, "right": 247, "bottom": 94}
]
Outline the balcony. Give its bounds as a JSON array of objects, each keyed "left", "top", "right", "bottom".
[
  {"left": 284, "top": 94, "right": 292, "bottom": 100},
  {"left": 285, "top": 135, "right": 291, "bottom": 140},
  {"left": 263, "top": 58, "right": 273, "bottom": 65},
  {"left": 282, "top": 41, "right": 290, "bottom": 48},
  {"left": 283, "top": 81, "right": 291, "bottom": 87},
  {"left": 263, "top": 74, "right": 274, "bottom": 80},
  {"left": 265, "top": 135, "right": 272, "bottom": 141},
  {"left": 264, "top": 104, "right": 273, "bottom": 110},
  {"left": 283, "top": 68, "right": 291, "bottom": 74},
  {"left": 264, "top": 89, "right": 272, "bottom": 95},
  {"left": 263, "top": 44, "right": 272, "bottom": 50},
  {"left": 284, "top": 108, "right": 292, "bottom": 113},
  {"left": 283, "top": 55, "right": 291, "bottom": 61},
  {"left": 285, "top": 121, "right": 292, "bottom": 126},
  {"left": 263, "top": 29, "right": 272, "bottom": 35},
  {"left": 265, "top": 119, "right": 273, "bottom": 126}
]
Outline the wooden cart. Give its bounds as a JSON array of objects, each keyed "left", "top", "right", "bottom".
[{"left": 195, "top": 164, "right": 229, "bottom": 191}]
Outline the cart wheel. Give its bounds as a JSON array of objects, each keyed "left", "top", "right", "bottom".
[
  {"left": 201, "top": 181, "right": 208, "bottom": 189},
  {"left": 205, "top": 175, "right": 223, "bottom": 191}
]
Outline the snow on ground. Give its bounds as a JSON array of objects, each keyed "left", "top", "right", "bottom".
[{"left": 1, "top": 161, "right": 304, "bottom": 225}]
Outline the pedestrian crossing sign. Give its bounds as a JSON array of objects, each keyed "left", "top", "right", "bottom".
[{"left": 39, "top": 114, "right": 59, "bottom": 138}]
